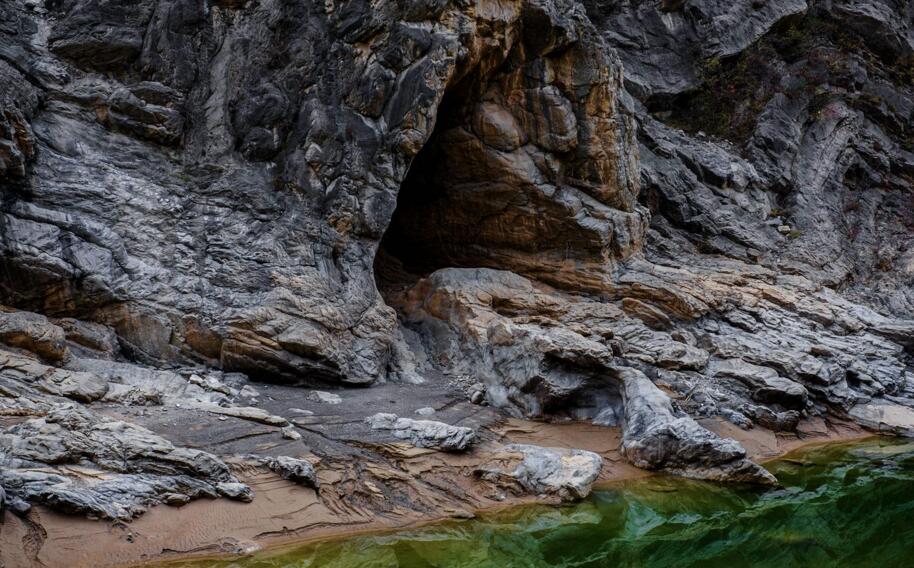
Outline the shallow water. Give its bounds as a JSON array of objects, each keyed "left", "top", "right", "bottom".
[{"left": 167, "top": 438, "right": 914, "bottom": 568}]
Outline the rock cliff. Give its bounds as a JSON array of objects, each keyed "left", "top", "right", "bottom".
[{"left": 0, "top": 0, "right": 912, "bottom": 549}]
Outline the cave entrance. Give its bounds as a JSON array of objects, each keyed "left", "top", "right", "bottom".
[
  {"left": 373, "top": 95, "right": 610, "bottom": 304},
  {"left": 372, "top": 23, "right": 642, "bottom": 305},
  {"left": 372, "top": 87, "right": 539, "bottom": 301},
  {"left": 373, "top": 97, "right": 461, "bottom": 296}
]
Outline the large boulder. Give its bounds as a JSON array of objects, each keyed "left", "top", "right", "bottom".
[
  {"left": 366, "top": 413, "right": 476, "bottom": 452},
  {"left": 618, "top": 367, "right": 776, "bottom": 485},
  {"left": 475, "top": 444, "right": 603, "bottom": 500}
]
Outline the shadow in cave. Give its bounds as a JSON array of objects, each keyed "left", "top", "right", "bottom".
[{"left": 373, "top": 92, "right": 500, "bottom": 301}]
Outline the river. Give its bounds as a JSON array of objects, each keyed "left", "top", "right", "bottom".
[{"left": 162, "top": 437, "right": 914, "bottom": 567}]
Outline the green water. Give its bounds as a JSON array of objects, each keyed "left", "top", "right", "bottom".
[{"left": 169, "top": 438, "right": 914, "bottom": 568}]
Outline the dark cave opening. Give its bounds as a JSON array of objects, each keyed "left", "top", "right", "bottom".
[
  {"left": 371, "top": 30, "right": 632, "bottom": 304},
  {"left": 372, "top": 98, "right": 613, "bottom": 304},
  {"left": 372, "top": 88, "right": 533, "bottom": 298},
  {"left": 372, "top": 106, "right": 457, "bottom": 293}
]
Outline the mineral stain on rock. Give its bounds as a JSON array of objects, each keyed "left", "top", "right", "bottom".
[{"left": 0, "top": 0, "right": 912, "bottom": 566}]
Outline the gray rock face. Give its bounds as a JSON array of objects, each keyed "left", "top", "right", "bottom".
[
  {"left": 387, "top": 268, "right": 623, "bottom": 419},
  {"left": 475, "top": 444, "right": 603, "bottom": 500},
  {"left": 259, "top": 456, "right": 319, "bottom": 489},
  {"left": 0, "top": 348, "right": 108, "bottom": 403},
  {"left": 619, "top": 367, "right": 776, "bottom": 484},
  {"left": 0, "top": 404, "right": 250, "bottom": 519},
  {"left": 0, "top": 0, "right": 639, "bottom": 388},
  {"left": 366, "top": 413, "right": 476, "bottom": 452},
  {"left": 1, "top": 0, "right": 914, "bottom": 527},
  {"left": 585, "top": 0, "right": 808, "bottom": 98},
  {"left": 712, "top": 359, "right": 809, "bottom": 410}
]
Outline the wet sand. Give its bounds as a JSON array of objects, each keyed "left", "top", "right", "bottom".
[{"left": 0, "top": 417, "right": 869, "bottom": 568}]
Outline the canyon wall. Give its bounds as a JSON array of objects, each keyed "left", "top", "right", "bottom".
[{"left": 0, "top": 0, "right": 913, "bottom": 540}]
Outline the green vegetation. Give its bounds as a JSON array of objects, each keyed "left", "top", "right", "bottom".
[
  {"left": 656, "top": 10, "right": 912, "bottom": 149},
  {"left": 701, "top": 56, "right": 722, "bottom": 77}
]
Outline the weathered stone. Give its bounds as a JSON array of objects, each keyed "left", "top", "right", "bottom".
[
  {"left": 217, "top": 482, "right": 253, "bottom": 502},
  {"left": 308, "top": 391, "right": 343, "bottom": 405},
  {"left": 712, "top": 359, "right": 809, "bottom": 410},
  {"left": 618, "top": 367, "right": 776, "bottom": 484},
  {"left": 0, "top": 349, "right": 108, "bottom": 402},
  {"left": 366, "top": 413, "right": 476, "bottom": 452},
  {"left": 0, "top": 310, "right": 68, "bottom": 362},
  {"left": 189, "top": 402, "right": 289, "bottom": 427},
  {"left": 475, "top": 444, "right": 602, "bottom": 501},
  {"left": 259, "top": 456, "right": 319, "bottom": 489},
  {"left": 281, "top": 426, "right": 302, "bottom": 440},
  {"left": 849, "top": 402, "right": 914, "bottom": 437},
  {"left": 0, "top": 403, "right": 250, "bottom": 519}
]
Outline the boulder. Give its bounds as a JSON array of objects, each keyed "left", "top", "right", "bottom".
[
  {"left": 260, "top": 456, "right": 319, "bottom": 489},
  {"left": 849, "top": 401, "right": 914, "bottom": 437},
  {"left": 308, "top": 391, "right": 343, "bottom": 405},
  {"left": 618, "top": 367, "right": 776, "bottom": 484},
  {"left": 476, "top": 444, "right": 603, "bottom": 501},
  {"left": 366, "top": 413, "right": 476, "bottom": 452}
]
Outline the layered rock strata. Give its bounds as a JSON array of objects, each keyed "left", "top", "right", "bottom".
[{"left": 0, "top": 0, "right": 912, "bottom": 553}]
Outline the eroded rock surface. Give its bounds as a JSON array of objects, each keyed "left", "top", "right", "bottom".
[
  {"left": 366, "top": 413, "right": 477, "bottom": 451},
  {"left": 0, "top": 0, "right": 913, "bottom": 552},
  {"left": 475, "top": 444, "right": 603, "bottom": 500},
  {"left": 0, "top": 404, "right": 250, "bottom": 520},
  {"left": 618, "top": 367, "right": 776, "bottom": 484}
]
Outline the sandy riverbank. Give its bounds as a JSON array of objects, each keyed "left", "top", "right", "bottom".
[{"left": 0, "top": 416, "right": 869, "bottom": 568}]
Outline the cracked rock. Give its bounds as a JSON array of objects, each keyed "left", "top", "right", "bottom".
[
  {"left": 366, "top": 413, "right": 476, "bottom": 452},
  {"left": 476, "top": 444, "right": 603, "bottom": 501}
]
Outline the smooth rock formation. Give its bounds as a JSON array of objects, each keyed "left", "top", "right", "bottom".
[
  {"left": 618, "top": 368, "right": 776, "bottom": 484},
  {"left": 850, "top": 402, "right": 914, "bottom": 437}
]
